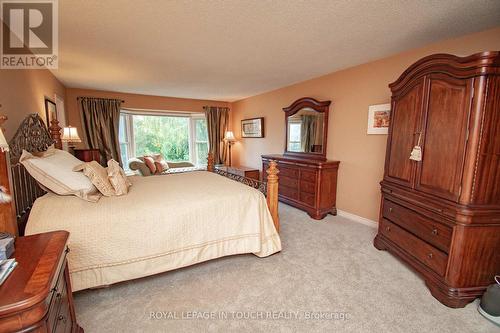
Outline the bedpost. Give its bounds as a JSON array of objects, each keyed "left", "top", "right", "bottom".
[
  {"left": 49, "top": 118, "right": 62, "bottom": 149},
  {"left": 0, "top": 115, "right": 18, "bottom": 236},
  {"left": 207, "top": 152, "right": 215, "bottom": 172},
  {"left": 266, "top": 160, "right": 280, "bottom": 232}
]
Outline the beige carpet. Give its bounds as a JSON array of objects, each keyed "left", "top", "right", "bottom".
[{"left": 73, "top": 203, "right": 497, "bottom": 332}]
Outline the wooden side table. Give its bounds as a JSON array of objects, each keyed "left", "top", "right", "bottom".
[
  {"left": 215, "top": 165, "right": 260, "bottom": 181},
  {"left": 73, "top": 149, "right": 101, "bottom": 163},
  {"left": 0, "top": 231, "right": 83, "bottom": 332}
]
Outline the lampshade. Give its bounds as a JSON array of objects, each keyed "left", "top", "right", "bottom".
[
  {"left": 224, "top": 131, "right": 236, "bottom": 142},
  {"left": 0, "top": 128, "right": 9, "bottom": 152},
  {"left": 61, "top": 126, "right": 82, "bottom": 143}
]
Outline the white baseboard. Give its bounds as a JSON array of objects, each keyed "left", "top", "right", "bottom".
[{"left": 337, "top": 210, "right": 378, "bottom": 228}]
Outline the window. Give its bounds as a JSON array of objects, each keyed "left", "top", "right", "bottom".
[
  {"left": 288, "top": 122, "right": 301, "bottom": 152},
  {"left": 118, "top": 111, "right": 209, "bottom": 169},
  {"left": 193, "top": 117, "right": 208, "bottom": 165}
]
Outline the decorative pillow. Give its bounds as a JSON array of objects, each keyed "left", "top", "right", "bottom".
[
  {"left": 107, "top": 159, "right": 131, "bottom": 196},
  {"left": 20, "top": 148, "right": 101, "bottom": 202},
  {"left": 143, "top": 156, "right": 157, "bottom": 174},
  {"left": 150, "top": 154, "right": 169, "bottom": 173},
  {"left": 73, "top": 161, "right": 116, "bottom": 197}
]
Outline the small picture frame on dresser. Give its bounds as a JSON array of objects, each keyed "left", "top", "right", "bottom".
[{"left": 241, "top": 117, "right": 264, "bottom": 138}]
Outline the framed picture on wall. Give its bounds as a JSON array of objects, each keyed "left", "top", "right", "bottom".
[
  {"left": 241, "top": 117, "right": 264, "bottom": 138},
  {"left": 367, "top": 103, "right": 391, "bottom": 134},
  {"left": 44, "top": 98, "right": 57, "bottom": 129}
]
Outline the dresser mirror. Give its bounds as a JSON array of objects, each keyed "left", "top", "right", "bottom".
[{"left": 283, "top": 97, "right": 331, "bottom": 160}]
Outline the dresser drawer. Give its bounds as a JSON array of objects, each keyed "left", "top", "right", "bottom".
[
  {"left": 280, "top": 185, "right": 298, "bottom": 200},
  {"left": 380, "top": 219, "right": 448, "bottom": 276},
  {"left": 300, "top": 192, "right": 316, "bottom": 207},
  {"left": 278, "top": 165, "right": 299, "bottom": 179},
  {"left": 279, "top": 175, "right": 299, "bottom": 188},
  {"left": 48, "top": 262, "right": 68, "bottom": 332},
  {"left": 382, "top": 199, "right": 452, "bottom": 253},
  {"left": 300, "top": 181, "right": 316, "bottom": 194},
  {"left": 300, "top": 170, "right": 317, "bottom": 183}
]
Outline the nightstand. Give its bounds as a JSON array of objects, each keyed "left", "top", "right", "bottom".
[
  {"left": 0, "top": 231, "right": 83, "bottom": 332},
  {"left": 215, "top": 165, "right": 260, "bottom": 181},
  {"left": 74, "top": 149, "right": 101, "bottom": 163}
]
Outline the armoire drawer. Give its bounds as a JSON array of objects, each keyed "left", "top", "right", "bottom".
[
  {"left": 380, "top": 219, "right": 448, "bottom": 276},
  {"left": 382, "top": 199, "right": 452, "bottom": 253}
]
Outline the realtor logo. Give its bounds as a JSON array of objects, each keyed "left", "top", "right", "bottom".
[{"left": 1, "top": 0, "right": 58, "bottom": 69}]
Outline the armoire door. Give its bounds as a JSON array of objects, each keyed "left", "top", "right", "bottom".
[
  {"left": 415, "top": 73, "right": 473, "bottom": 201},
  {"left": 385, "top": 78, "right": 425, "bottom": 187}
]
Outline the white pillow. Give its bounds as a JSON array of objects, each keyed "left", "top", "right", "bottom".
[{"left": 20, "top": 148, "right": 101, "bottom": 202}]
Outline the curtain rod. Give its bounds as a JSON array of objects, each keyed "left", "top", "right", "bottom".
[{"left": 77, "top": 96, "right": 125, "bottom": 103}]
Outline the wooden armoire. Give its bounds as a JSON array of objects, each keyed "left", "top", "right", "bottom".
[{"left": 374, "top": 52, "right": 500, "bottom": 308}]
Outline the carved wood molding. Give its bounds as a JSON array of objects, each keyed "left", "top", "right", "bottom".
[{"left": 8, "top": 114, "right": 54, "bottom": 160}]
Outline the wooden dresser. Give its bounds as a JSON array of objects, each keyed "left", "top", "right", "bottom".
[
  {"left": 262, "top": 154, "right": 339, "bottom": 219},
  {"left": 374, "top": 52, "right": 500, "bottom": 308},
  {"left": 0, "top": 231, "right": 83, "bottom": 332}
]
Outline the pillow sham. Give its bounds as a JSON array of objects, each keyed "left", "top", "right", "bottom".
[
  {"left": 143, "top": 156, "right": 157, "bottom": 174},
  {"left": 150, "top": 154, "right": 169, "bottom": 173},
  {"left": 20, "top": 148, "right": 101, "bottom": 202},
  {"left": 73, "top": 161, "right": 116, "bottom": 197},
  {"left": 107, "top": 159, "right": 131, "bottom": 196}
]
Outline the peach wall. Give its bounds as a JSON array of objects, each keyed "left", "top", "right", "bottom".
[
  {"left": 65, "top": 88, "right": 230, "bottom": 149},
  {"left": 0, "top": 69, "right": 66, "bottom": 140},
  {"left": 231, "top": 27, "right": 500, "bottom": 222}
]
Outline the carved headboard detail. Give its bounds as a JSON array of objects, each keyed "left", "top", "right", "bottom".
[
  {"left": 8, "top": 113, "right": 55, "bottom": 235},
  {"left": 9, "top": 113, "right": 55, "bottom": 161}
]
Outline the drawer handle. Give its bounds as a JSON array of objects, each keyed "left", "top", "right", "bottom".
[
  {"left": 428, "top": 253, "right": 433, "bottom": 259},
  {"left": 56, "top": 292, "right": 61, "bottom": 298},
  {"left": 58, "top": 314, "right": 67, "bottom": 324},
  {"left": 385, "top": 226, "right": 391, "bottom": 232},
  {"left": 431, "top": 228, "right": 438, "bottom": 236},
  {"left": 389, "top": 207, "right": 393, "bottom": 213}
]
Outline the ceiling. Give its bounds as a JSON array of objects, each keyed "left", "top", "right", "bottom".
[{"left": 54, "top": 1, "right": 500, "bottom": 102}]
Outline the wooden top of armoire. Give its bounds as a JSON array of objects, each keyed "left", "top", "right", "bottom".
[{"left": 389, "top": 51, "right": 500, "bottom": 92}]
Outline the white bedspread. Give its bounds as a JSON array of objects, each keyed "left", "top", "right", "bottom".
[{"left": 26, "top": 171, "right": 281, "bottom": 291}]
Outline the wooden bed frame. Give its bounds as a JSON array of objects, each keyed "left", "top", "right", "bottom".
[{"left": 0, "top": 113, "right": 280, "bottom": 236}]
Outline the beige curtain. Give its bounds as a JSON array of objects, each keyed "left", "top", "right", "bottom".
[
  {"left": 301, "top": 115, "right": 317, "bottom": 153},
  {"left": 79, "top": 97, "right": 122, "bottom": 165},
  {"left": 204, "top": 106, "right": 229, "bottom": 165}
]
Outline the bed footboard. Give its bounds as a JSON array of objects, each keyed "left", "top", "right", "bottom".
[{"left": 207, "top": 153, "right": 279, "bottom": 232}]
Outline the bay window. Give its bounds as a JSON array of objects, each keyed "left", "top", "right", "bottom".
[{"left": 119, "top": 110, "right": 209, "bottom": 169}]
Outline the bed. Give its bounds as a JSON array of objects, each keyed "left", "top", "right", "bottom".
[{"left": 2, "top": 114, "right": 281, "bottom": 291}]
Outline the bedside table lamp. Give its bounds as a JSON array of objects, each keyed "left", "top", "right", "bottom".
[
  {"left": 61, "top": 126, "right": 82, "bottom": 150},
  {"left": 224, "top": 130, "right": 236, "bottom": 166}
]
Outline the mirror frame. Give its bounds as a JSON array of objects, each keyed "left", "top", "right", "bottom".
[{"left": 283, "top": 97, "right": 331, "bottom": 161}]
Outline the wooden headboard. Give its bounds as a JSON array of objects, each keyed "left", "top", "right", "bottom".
[{"left": 2, "top": 114, "right": 61, "bottom": 235}]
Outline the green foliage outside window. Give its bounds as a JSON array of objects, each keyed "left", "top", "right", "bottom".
[{"left": 133, "top": 115, "right": 190, "bottom": 161}]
